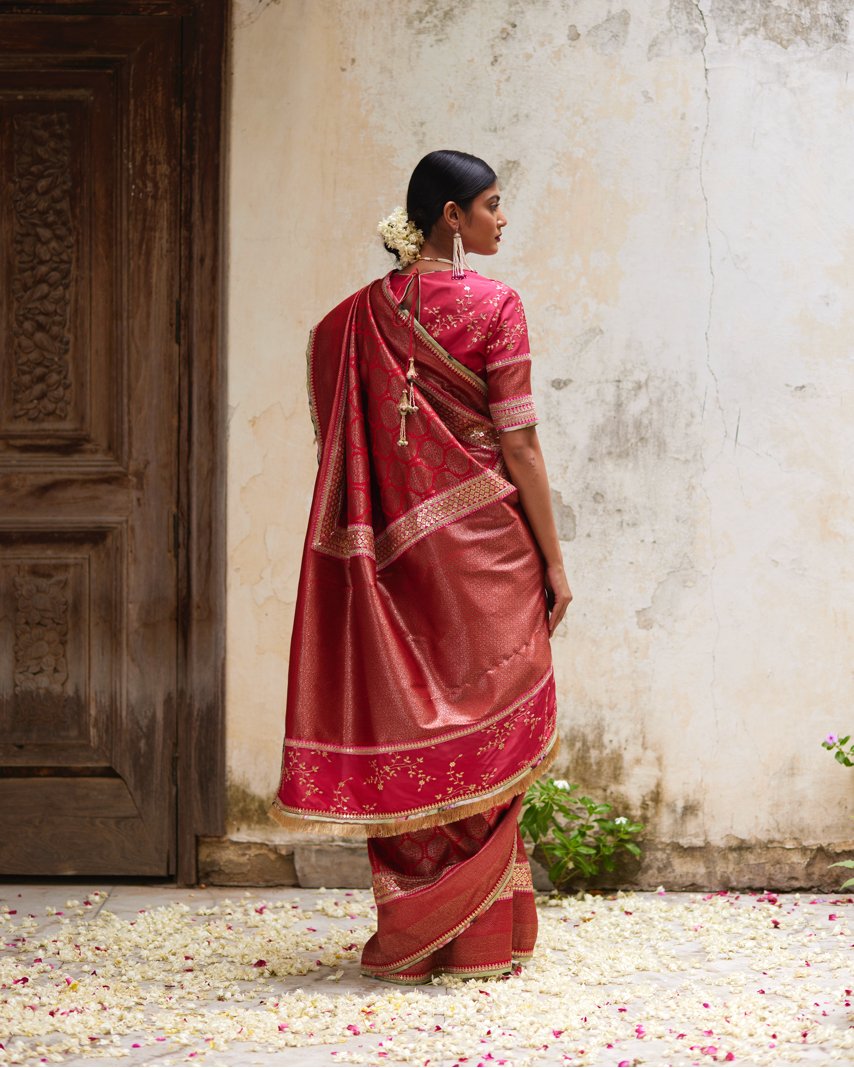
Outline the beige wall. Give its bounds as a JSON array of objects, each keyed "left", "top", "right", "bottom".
[{"left": 224, "top": 0, "right": 854, "bottom": 880}]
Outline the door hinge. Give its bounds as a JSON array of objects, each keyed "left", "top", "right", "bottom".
[{"left": 175, "top": 298, "right": 181, "bottom": 344}]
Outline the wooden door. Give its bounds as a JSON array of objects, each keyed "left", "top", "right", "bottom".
[{"left": 0, "top": 17, "right": 182, "bottom": 875}]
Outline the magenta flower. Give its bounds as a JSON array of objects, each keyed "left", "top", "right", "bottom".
[{"left": 825, "top": 733, "right": 838, "bottom": 744}]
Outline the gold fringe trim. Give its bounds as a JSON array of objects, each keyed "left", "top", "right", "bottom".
[{"left": 266, "top": 733, "right": 559, "bottom": 840}]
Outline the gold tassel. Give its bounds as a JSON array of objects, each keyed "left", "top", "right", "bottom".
[
  {"left": 398, "top": 278, "right": 420, "bottom": 447},
  {"left": 397, "top": 381, "right": 418, "bottom": 448}
]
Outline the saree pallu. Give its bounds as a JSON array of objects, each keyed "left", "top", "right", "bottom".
[{"left": 268, "top": 269, "right": 558, "bottom": 979}]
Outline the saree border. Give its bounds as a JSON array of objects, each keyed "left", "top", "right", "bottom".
[
  {"left": 269, "top": 725, "right": 558, "bottom": 831},
  {"left": 360, "top": 833, "right": 519, "bottom": 977},
  {"left": 377, "top": 467, "right": 513, "bottom": 569},
  {"left": 488, "top": 351, "right": 532, "bottom": 370},
  {"left": 489, "top": 393, "right": 539, "bottom": 432},
  {"left": 285, "top": 665, "right": 553, "bottom": 755},
  {"left": 305, "top": 326, "right": 321, "bottom": 458}
]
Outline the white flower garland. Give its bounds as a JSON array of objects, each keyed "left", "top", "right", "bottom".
[{"left": 377, "top": 206, "right": 424, "bottom": 267}]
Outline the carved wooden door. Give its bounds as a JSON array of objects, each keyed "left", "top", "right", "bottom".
[{"left": 0, "top": 18, "right": 182, "bottom": 875}]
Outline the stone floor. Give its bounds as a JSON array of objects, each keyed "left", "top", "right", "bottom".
[{"left": 0, "top": 881, "right": 852, "bottom": 1067}]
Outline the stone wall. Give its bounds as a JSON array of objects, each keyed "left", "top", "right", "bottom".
[{"left": 218, "top": 0, "right": 854, "bottom": 888}]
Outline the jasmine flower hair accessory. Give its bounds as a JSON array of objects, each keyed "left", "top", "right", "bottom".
[{"left": 377, "top": 206, "right": 424, "bottom": 267}]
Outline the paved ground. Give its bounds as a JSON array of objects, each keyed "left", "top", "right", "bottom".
[{"left": 0, "top": 882, "right": 852, "bottom": 1067}]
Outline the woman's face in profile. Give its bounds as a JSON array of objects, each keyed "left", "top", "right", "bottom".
[{"left": 458, "top": 182, "right": 507, "bottom": 257}]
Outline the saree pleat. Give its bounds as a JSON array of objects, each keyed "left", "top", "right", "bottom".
[{"left": 360, "top": 794, "right": 538, "bottom": 984}]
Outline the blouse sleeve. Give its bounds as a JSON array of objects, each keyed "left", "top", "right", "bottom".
[{"left": 483, "top": 287, "right": 539, "bottom": 432}]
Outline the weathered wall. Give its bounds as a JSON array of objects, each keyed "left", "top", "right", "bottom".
[{"left": 221, "top": 0, "right": 854, "bottom": 887}]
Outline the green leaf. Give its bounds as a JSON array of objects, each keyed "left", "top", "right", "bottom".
[
  {"left": 829, "top": 859, "right": 854, "bottom": 869},
  {"left": 623, "top": 842, "right": 642, "bottom": 857}
]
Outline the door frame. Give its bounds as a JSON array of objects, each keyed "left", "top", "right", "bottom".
[
  {"left": 0, "top": 0, "right": 228, "bottom": 884},
  {"left": 176, "top": 0, "right": 228, "bottom": 885}
]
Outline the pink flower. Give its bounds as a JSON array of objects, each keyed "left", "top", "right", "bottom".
[{"left": 825, "top": 733, "right": 838, "bottom": 744}]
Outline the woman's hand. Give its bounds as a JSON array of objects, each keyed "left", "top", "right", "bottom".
[{"left": 545, "top": 562, "right": 572, "bottom": 636}]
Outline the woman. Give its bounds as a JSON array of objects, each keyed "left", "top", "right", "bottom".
[{"left": 269, "top": 150, "right": 573, "bottom": 984}]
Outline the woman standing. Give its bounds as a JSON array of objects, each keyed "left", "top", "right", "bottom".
[{"left": 269, "top": 150, "right": 572, "bottom": 984}]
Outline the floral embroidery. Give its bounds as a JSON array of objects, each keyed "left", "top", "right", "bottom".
[
  {"left": 476, "top": 706, "right": 529, "bottom": 755},
  {"left": 280, "top": 750, "right": 324, "bottom": 798},
  {"left": 366, "top": 754, "right": 436, "bottom": 792},
  {"left": 271, "top": 669, "right": 558, "bottom": 828}
]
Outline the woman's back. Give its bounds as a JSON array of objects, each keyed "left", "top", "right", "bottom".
[{"left": 386, "top": 268, "right": 528, "bottom": 376}]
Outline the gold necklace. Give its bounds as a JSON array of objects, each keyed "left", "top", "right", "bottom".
[{"left": 416, "top": 256, "right": 453, "bottom": 266}]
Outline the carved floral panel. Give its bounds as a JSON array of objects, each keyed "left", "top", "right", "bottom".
[{"left": 10, "top": 111, "right": 75, "bottom": 424}]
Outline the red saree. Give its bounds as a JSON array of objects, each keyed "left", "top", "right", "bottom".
[{"left": 269, "top": 267, "right": 557, "bottom": 981}]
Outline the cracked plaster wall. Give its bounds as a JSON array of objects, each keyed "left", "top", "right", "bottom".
[{"left": 225, "top": 0, "right": 854, "bottom": 874}]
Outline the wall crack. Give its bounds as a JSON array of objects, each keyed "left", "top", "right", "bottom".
[
  {"left": 693, "top": 0, "right": 722, "bottom": 433},
  {"left": 693, "top": 0, "right": 722, "bottom": 739}
]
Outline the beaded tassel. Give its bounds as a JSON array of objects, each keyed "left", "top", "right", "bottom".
[
  {"left": 398, "top": 295, "right": 419, "bottom": 447},
  {"left": 452, "top": 230, "right": 469, "bottom": 279}
]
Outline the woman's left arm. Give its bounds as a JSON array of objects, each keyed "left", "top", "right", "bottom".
[{"left": 499, "top": 426, "right": 573, "bottom": 636}]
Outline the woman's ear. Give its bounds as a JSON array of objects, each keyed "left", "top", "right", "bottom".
[{"left": 441, "top": 200, "right": 460, "bottom": 231}]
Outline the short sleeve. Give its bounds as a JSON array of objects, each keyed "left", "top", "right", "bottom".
[{"left": 483, "top": 288, "right": 539, "bottom": 432}]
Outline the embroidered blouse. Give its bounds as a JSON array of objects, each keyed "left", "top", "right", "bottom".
[{"left": 387, "top": 269, "right": 539, "bottom": 433}]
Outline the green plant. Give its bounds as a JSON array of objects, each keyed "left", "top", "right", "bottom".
[
  {"left": 829, "top": 859, "right": 854, "bottom": 891},
  {"left": 821, "top": 733, "right": 853, "bottom": 767},
  {"left": 822, "top": 733, "right": 854, "bottom": 890},
  {"left": 520, "top": 777, "right": 644, "bottom": 889}
]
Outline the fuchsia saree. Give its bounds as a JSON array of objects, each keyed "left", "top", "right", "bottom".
[{"left": 269, "top": 267, "right": 558, "bottom": 982}]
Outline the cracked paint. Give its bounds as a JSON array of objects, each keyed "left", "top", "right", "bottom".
[
  {"left": 587, "top": 9, "right": 632, "bottom": 55},
  {"left": 712, "top": 0, "right": 850, "bottom": 49}
]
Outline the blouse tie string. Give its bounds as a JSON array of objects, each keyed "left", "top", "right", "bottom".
[{"left": 397, "top": 271, "right": 420, "bottom": 448}]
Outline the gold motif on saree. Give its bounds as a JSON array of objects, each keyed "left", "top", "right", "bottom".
[
  {"left": 312, "top": 458, "right": 515, "bottom": 571},
  {"left": 366, "top": 753, "right": 436, "bottom": 792}
]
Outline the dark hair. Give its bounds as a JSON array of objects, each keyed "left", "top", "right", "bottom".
[{"left": 407, "top": 150, "right": 497, "bottom": 238}]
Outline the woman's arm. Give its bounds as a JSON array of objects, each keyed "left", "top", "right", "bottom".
[{"left": 499, "top": 425, "right": 573, "bottom": 635}]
